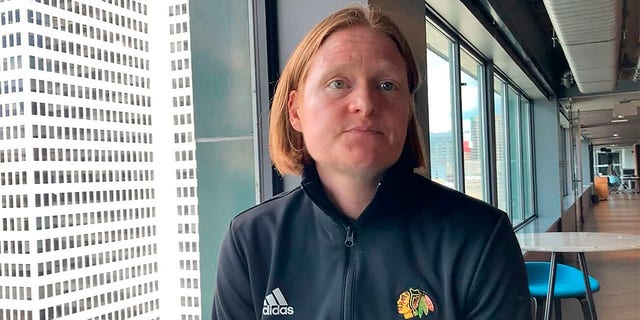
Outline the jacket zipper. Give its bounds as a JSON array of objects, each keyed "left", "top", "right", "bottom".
[
  {"left": 344, "top": 225, "right": 355, "bottom": 247},
  {"left": 341, "top": 182, "right": 384, "bottom": 320},
  {"left": 343, "top": 225, "right": 355, "bottom": 320}
]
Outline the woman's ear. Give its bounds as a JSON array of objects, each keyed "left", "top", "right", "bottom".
[{"left": 288, "top": 90, "right": 303, "bottom": 132}]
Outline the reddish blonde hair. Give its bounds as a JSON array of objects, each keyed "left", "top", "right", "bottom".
[{"left": 269, "top": 5, "right": 425, "bottom": 175}]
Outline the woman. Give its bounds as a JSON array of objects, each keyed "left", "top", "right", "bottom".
[{"left": 212, "top": 5, "right": 530, "bottom": 319}]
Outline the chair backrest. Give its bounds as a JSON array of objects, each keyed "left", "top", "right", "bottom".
[{"left": 609, "top": 175, "right": 621, "bottom": 185}]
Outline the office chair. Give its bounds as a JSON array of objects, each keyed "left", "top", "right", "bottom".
[{"left": 526, "top": 261, "right": 600, "bottom": 320}]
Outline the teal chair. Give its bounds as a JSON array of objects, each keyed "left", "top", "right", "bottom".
[{"left": 526, "top": 261, "right": 600, "bottom": 320}]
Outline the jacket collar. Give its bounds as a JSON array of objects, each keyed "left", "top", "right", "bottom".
[{"left": 300, "top": 161, "right": 414, "bottom": 224}]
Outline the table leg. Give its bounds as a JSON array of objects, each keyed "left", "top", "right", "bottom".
[
  {"left": 544, "top": 252, "right": 558, "bottom": 320},
  {"left": 577, "top": 252, "right": 597, "bottom": 320}
]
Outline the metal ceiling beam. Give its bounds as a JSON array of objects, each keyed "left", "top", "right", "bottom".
[
  {"left": 559, "top": 80, "right": 640, "bottom": 99},
  {"left": 461, "top": 0, "right": 567, "bottom": 99}
]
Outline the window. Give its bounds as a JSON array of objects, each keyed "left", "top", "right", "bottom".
[
  {"left": 495, "top": 79, "right": 535, "bottom": 223},
  {"left": 460, "top": 50, "right": 486, "bottom": 201},
  {"left": 426, "top": 17, "right": 535, "bottom": 224},
  {"left": 520, "top": 98, "right": 534, "bottom": 219},
  {"left": 426, "top": 22, "right": 456, "bottom": 189},
  {"left": 493, "top": 77, "right": 508, "bottom": 212}
]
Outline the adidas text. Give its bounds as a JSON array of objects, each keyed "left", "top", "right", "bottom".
[{"left": 262, "top": 306, "right": 294, "bottom": 315}]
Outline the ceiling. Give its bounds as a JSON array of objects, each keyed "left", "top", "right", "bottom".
[
  {"left": 430, "top": 0, "right": 640, "bottom": 147},
  {"left": 562, "top": 93, "right": 640, "bottom": 147},
  {"left": 539, "top": 0, "right": 640, "bottom": 147}
]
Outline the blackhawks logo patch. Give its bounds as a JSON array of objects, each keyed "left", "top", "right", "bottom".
[{"left": 396, "top": 288, "right": 435, "bottom": 319}]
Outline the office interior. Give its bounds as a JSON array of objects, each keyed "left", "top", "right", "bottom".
[{"left": 189, "top": 0, "right": 640, "bottom": 317}]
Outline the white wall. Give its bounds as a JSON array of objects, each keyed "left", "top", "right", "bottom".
[{"left": 533, "top": 98, "right": 562, "bottom": 225}]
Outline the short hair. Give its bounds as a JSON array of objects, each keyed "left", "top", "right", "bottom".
[{"left": 269, "top": 5, "right": 425, "bottom": 175}]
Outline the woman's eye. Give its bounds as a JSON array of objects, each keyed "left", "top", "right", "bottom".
[
  {"left": 379, "top": 81, "right": 397, "bottom": 91},
  {"left": 328, "top": 80, "right": 345, "bottom": 89}
]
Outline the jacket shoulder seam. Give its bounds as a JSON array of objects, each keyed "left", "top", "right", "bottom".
[{"left": 232, "top": 186, "right": 303, "bottom": 220}]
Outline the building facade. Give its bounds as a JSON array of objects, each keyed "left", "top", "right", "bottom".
[{"left": 0, "top": 0, "right": 199, "bottom": 319}]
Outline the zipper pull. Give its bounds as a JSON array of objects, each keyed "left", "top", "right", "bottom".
[{"left": 344, "top": 226, "right": 354, "bottom": 247}]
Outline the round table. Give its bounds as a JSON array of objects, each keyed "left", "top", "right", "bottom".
[{"left": 516, "top": 232, "right": 640, "bottom": 320}]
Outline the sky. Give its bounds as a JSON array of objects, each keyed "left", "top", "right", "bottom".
[{"left": 426, "top": 50, "right": 482, "bottom": 133}]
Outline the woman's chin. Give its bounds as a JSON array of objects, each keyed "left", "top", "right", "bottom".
[
  {"left": 312, "top": 149, "right": 401, "bottom": 177},
  {"left": 338, "top": 157, "right": 395, "bottom": 176}
]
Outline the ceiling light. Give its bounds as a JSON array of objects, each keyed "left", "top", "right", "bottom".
[
  {"left": 613, "top": 133, "right": 619, "bottom": 137},
  {"left": 611, "top": 119, "right": 628, "bottom": 123},
  {"left": 617, "top": 115, "right": 625, "bottom": 118}
]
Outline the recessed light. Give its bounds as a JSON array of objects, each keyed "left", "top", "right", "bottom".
[
  {"left": 617, "top": 115, "right": 625, "bottom": 118},
  {"left": 613, "top": 133, "right": 619, "bottom": 137},
  {"left": 611, "top": 119, "right": 628, "bottom": 123}
]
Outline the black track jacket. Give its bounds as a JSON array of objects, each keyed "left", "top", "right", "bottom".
[{"left": 212, "top": 163, "right": 531, "bottom": 320}]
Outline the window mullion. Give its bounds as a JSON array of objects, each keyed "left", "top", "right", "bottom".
[{"left": 451, "top": 40, "right": 464, "bottom": 192}]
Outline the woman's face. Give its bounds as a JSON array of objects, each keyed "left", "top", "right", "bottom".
[
  {"left": 396, "top": 291, "right": 412, "bottom": 316},
  {"left": 288, "top": 26, "right": 411, "bottom": 179}
]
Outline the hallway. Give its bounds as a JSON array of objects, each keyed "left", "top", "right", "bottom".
[{"left": 561, "top": 193, "right": 640, "bottom": 320}]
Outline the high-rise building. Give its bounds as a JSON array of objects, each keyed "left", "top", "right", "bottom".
[
  {"left": 0, "top": 0, "right": 199, "bottom": 319},
  {"left": 152, "top": 1, "right": 200, "bottom": 319},
  {"left": 429, "top": 132, "right": 455, "bottom": 187}
]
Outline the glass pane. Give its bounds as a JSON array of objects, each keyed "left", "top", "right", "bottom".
[
  {"left": 520, "top": 98, "right": 534, "bottom": 219},
  {"left": 595, "top": 151, "right": 620, "bottom": 175},
  {"left": 190, "top": 0, "right": 258, "bottom": 316},
  {"left": 427, "top": 22, "right": 456, "bottom": 189},
  {"left": 460, "top": 50, "right": 485, "bottom": 201},
  {"left": 493, "top": 76, "right": 508, "bottom": 212},
  {"left": 192, "top": 0, "right": 254, "bottom": 137},
  {"left": 507, "top": 87, "right": 523, "bottom": 223},
  {"left": 196, "top": 139, "right": 256, "bottom": 317}
]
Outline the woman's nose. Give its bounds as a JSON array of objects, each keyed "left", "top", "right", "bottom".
[{"left": 348, "top": 85, "right": 377, "bottom": 116}]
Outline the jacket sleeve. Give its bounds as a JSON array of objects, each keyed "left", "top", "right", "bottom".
[
  {"left": 211, "top": 223, "right": 256, "bottom": 320},
  {"left": 464, "top": 214, "right": 532, "bottom": 320}
]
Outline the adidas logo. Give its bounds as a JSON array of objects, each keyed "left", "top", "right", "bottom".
[{"left": 262, "top": 288, "right": 295, "bottom": 316}]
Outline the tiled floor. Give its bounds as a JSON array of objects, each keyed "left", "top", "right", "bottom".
[{"left": 559, "top": 193, "right": 640, "bottom": 320}]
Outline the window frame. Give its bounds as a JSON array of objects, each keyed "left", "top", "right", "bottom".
[{"left": 426, "top": 10, "right": 537, "bottom": 226}]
